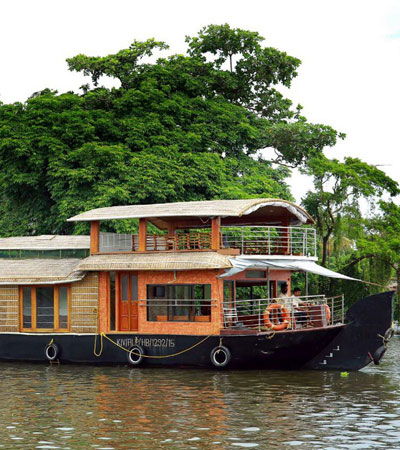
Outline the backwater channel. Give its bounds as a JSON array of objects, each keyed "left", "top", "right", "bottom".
[{"left": 1, "top": 337, "right": 400, "bottom": 449}]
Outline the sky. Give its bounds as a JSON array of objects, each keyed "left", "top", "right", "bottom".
[{"left": 0, "top": 0, "right": 399, "bottom": 203}]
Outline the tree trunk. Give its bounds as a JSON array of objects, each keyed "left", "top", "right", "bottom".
[{"left": 321, "top": 235, "right": 329, "bottom": 267}]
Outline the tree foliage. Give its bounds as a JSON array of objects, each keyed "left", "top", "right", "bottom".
[
  {"left": 354, "top": 202, "right": 400, "bottom": 316},
  {"left": 302, "top": 155, "right": 399, "bottom": 267},
  {"left": 0, "top": 24, "right": 344, "bottom": 235}
]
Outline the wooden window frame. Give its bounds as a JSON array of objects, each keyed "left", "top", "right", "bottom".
[
  {"left": 19, "top": 285, "right": 71, "bottom": 332},
  {"left": 146, "top": 283, "right": 212, "bottom": 322}
]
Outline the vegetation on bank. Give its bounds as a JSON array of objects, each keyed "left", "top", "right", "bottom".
[{"left": 0, "top": 24, "right": 398, "bottom": 313}]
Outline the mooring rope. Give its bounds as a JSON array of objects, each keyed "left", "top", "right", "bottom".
[{"left": 94, "top": 331, "right": 215, "bottom": 359}]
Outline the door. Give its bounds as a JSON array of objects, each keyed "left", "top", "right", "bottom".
[{"left": 119, "top": 273, "right": 138, "bottom": 331}]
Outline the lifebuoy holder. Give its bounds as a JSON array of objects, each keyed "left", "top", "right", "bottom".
[{"left": 263, "top": 303, "right": 290, "bottom": 331}]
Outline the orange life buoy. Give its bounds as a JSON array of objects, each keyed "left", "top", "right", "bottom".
[
  {"left": 324, "top": 304, "right": 331, "bottom": 324},
  {"left": 263, "top": 303, "right": 290, "bottom": 331}
]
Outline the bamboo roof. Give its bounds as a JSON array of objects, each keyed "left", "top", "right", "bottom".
[
  {"left": 68, "top": 198, "right": 314, "bottom": 229},
  {"left": 0, "top": 259, "right": 85, "bottom": 285},
  {"left": 0, "top": 235, "right": 90, "bottom": 250},
  {"left": 78, "top": 252, "right": 232, "bottom": 271}
]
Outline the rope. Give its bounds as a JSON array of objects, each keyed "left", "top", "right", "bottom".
[
  {"left": 93, "top": 332, "right": 215, "bottom": 359},
  {"left": 93, "top": 333, "right": 104, "bottom": 357},
  {"left": 265, "top": 329, "right": 276, "bottom": 340},
  {"left": 93, "top": 308, "right": 103, "bottom": 357}
]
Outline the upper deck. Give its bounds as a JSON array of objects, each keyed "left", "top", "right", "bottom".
[{"left": 68, "top": 198, "right": 317, "bottom": 258}]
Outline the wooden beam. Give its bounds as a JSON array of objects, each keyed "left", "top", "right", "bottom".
[
  {"left": 90, "top": 221, "right": 100, "bottom": 254},
  {"left": 138, "top": 218, "right": 147, "bottom": 252},
  {"left": 167, "top": 223, "right": 176, "bottom": 235},
  {"left": 98, "top": 272, "right": 108, "bottom": 334},
  {"left": 211, "top": 216, "right": 221, "bottom": 250},
  {"left": 150, "top": 215, "right": 290, "bottom": 230}
]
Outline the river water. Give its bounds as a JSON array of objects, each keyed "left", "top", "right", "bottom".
[{"left": 1, "top": 338, "right": 400, "bottom": 449}]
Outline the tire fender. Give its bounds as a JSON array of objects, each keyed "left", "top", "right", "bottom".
[
  {"left": 45, "top": 343, "right": 60, "bottom": 361},
  {"left": 373, "top": 345, "right": 387, "bottom": 365},
  {"left": 127, "top": 345, "right": 145, "bottom": 366},
  {"left": 210, "top": 345, "right": 231, "bottom": 368}
]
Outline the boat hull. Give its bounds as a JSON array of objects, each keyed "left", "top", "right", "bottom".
[
  {"left": 305, "top": 290, "right": 395, "bottom": 370},
  {"left": 0, "top": 292, "right": 393, "bottom": 370},
  {"left": 0, "top": 326, "right": 343, "bottom": 369}
]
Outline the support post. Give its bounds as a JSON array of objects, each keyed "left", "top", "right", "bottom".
[
  {"left": 90, "top": 221, "right": 100, "bottom": 254},
  {"left": 305, "top": 272, "right": 309, "bottom": 296},
  {"left": 211, "top": 216, "right": 221, "bottom": 250},
  {"left": 167, "top": 223, "right": 176, "bottom": 250},
  {"left": 138, "top": 218, "right": 147, "bottom": 252},
  {"left": 281, "top": 217, "right": 290, "bottom": 255}
]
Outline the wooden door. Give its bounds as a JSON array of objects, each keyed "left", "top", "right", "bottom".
[{"left": 119, "top": 273, "right": 138, "bottom": 331}]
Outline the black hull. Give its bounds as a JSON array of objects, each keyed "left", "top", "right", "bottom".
[
  {"left": 0, "top": 292, "right": 394, "bottom": 370},
  {"left": 305, "top": 291, "right": 395, "bottom": 370}
]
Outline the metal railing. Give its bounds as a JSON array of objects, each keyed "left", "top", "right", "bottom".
[
  {"left": 99, "top": 226, "right": 317, "bottom": 256},
  {"left": 221, "top": 226, "right": 317, "bottom": 257},
  {"left": 99, "top": 232, "right": 132, "bottom": 252},
  {"left": 222, "top": 294, "right": 345, "bottom": 331},
  {"left": 144, "top": 298, "right": 216, "bottom": 322}
]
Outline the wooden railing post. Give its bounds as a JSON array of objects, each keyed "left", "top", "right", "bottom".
[
  {"left": 167, "top": 223, "right": 176, "bottom": 250},
  {"left": 211, "top": 217, "right": 221, "bottom": 250},
  {"left": 138, "top": 218, "right": 147, "bottom": 252},
  {"left": 90, "top": 220, "right": 100, "bottom": 254}
]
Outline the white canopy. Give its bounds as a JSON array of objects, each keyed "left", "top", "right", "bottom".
[{"left": 220, "top": 257, "right": 358, "bottom": 281}]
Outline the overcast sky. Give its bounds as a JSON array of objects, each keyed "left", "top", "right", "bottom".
[{"left": 1, "top": 0, "right": 399, "bottom": 203}]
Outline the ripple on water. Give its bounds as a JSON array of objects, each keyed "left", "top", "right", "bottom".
[
  {"left": 231, "top": 444, "right": 259, "bottom": 448},
  {"left": 0, "top": 340, "right": 398, "bottom": 449}
]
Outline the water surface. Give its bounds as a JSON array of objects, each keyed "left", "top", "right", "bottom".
[{"left": 0, "top": 337, "right": 400, "bottom": 449}]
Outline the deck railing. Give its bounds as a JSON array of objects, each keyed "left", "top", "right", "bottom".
[
  {"left": 221, "top": 226, "right": 317, "bottom": 257},
  {"left": 99, "top": 226, "right": 316, "bottom": 256},
  {"left": 223, "top": 294, "right": 345, "bottom": 331},
  {"left": 141, "top": 295, "right": 345, "bottom": 331}
]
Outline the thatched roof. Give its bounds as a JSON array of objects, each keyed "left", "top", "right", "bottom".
[
  {"left": 0, "top": 259, "right": 85, "bottom": 285},
  {"left": 78, "top": 252, "right": 232, "bottom": 271},
  {"left": 0, "top": 235, "right": 90, "bottom": 250},
  {"left": 68, "top": 199, "right": 314, "bottom": 229}
]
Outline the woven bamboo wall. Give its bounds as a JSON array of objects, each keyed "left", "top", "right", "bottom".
[
  {"left": 71, "top": 273, "right": 99, "bottom": 333},
  {"left": 0, "top": 286, "right": 19, "bottom": 332}
]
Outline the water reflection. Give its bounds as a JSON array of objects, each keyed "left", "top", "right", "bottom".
[{"left": 0, "top": 338, "right": 399, "bottom": 449}]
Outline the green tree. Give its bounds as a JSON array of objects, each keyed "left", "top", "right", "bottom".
[
  {"left": 302, "top": 155, "right": 399, "bottom": 267},
  {"left": 0, "top": 24, "right": 343, "bottom": 236},
  {"left": 356, "top": 201, "right": 400, "bottom": 316}
]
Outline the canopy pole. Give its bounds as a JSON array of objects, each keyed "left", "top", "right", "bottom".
[
  {"left": 305, "top": 271, "right": 309, "bottom": 296},
  {"left": 267, "top": 268, "right": 270, "bottom": 299}
]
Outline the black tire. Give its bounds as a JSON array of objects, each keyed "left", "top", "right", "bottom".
[
  {"left": 373, "top": 345, "right": 387, "bottom": 365},
  {"left": 210, "top": 346, "right": 231, "bottom": 368},
  {"left": 45, "top": 343, "right": 60, "bottom": 361},
  {"left": 127, "top": 345, "right": 145, "bottom": 366}
]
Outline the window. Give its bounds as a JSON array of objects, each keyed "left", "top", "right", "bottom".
[
  {"left": 245, "top": 270, "right": 266, "bottom": 279},
  {"left": 20, "top": 285, "right": 70, "bottom": 331},
  {"left": 147, "top": 284, "right": 212, "bottom": 322}
]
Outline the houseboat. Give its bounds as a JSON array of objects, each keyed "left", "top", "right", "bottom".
[{"left": 0, "top": 199, "right": 394, "bottom": 370}]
